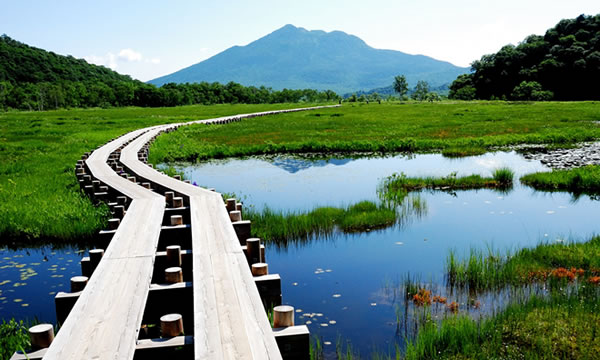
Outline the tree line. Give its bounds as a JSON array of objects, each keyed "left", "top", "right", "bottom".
[
  {"left": 0, "top": 35, "right": 339, "bottom": 111},
  {"left": 0, "top": 80, "right": 340, "bottom": 111},
  {"left": 449, "top": 14, "right": 600, "bottom": 101}
]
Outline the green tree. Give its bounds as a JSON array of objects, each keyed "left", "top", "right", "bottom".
[
  {"left": 449, "top": 74, "right": 476, "bottom": 100},
  {"left": 511, "top": 81, "right": 554, "bottom": 101},
  {"left": 411, "top": 80, "right": 430, "bottom": 101},
  {"left": 393, "top": 75, "right": 408, "bottom": 99}
]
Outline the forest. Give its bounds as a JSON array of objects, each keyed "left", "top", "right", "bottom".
[
  {"left": 0, "top": 35, "right": 339, "bottom": 111},
  {"left": 449, "top": 14, "right": 600, "bottom": 101}
]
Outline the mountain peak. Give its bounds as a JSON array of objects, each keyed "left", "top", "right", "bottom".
[{"left": 149, "top": 26, "right": 468, "bottom": 94}]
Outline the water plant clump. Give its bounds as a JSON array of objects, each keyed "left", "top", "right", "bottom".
[
  {"left": 446, "top": 236, "right": 600, "bottom": 292},
  {"left": 403, "top": 287, "right": 600, "bottom": 360},
  {"left": 246, "top": 200, "right": 397, "bottom": 245},
  {"left": 379, "top": 168, "right": 514, "bottom": 203},
  {"left": 520, "top": 165, "right": 600, "bottom": 193}
]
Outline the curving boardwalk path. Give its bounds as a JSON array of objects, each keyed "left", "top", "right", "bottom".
[{"left": 13, "top": 105, "right": 338, "bottom": 360}]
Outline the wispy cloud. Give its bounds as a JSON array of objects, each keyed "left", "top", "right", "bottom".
[
  {"left": 84, "top": 48, "right": 159, "bottom": 69},
  {"left": 118, "top": 48, "right": 142, "bottom": 62}
]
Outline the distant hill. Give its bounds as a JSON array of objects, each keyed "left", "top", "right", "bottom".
[
  {"left": 449, "top": 13, "right": 600, "bottom": 101},
  {"left": 0, "top": 34, "right": 136, "bottom": 84},
  {"left": 149, "top": 25, "right": 469, "bottom": 94}
]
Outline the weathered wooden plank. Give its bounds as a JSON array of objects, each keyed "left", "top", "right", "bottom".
[{"left": 44, "top": 130, "right": 165, "bottom": 360}]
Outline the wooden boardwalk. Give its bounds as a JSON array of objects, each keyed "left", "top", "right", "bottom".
[{"left": 13, "top": 105, "right": 338, "bottom": 360}]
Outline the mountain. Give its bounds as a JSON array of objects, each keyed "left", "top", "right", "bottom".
[
  {"left": 0, "top": 35, "right": 336, "bottom": 110},
  {"left": 149, "top": 25, "right": 469, "bottom": 94}
]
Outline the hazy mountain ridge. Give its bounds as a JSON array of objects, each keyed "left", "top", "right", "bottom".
[{"left": 149, "top": 25, "right": 469, "bottom": 94}]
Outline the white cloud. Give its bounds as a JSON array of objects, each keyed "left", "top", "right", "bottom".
[
  {"left": 84, "top": 48, "right": 161, "bottom": 71},
  {"left": 118, "top": 48, "right": 142, "bottom": 62},
  {"left": 84, "top": 53, "right": 117, "bottom": 70}
]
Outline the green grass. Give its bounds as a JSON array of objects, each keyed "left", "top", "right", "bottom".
[
  {"left": 404, "top": 289, "right": 600, "bottom": 360},
  {"left": 246, "top": 201, "right": 397, "bottom": 245},
  {"left": 380, "top": 168, "right": 514, "bottom": 201},
  {"left": 446, "top": 236, "right": 600, "bottom": 291},
  {"left": 521, "top": 165, "right": 600, "bottom": 193},
  {"left": 149, "top": 101, "right": 600, "bottom": 163},
  {"left": 0, "top": 103, "right": 311, "bottom": 244},
  {"left": 0, "top": 319, "right": 30, "bottom": 360}
]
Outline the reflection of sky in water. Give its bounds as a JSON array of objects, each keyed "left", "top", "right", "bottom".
[
  {"left": 174, "top": 151, "right": 550, "bottom": 211},
  {"left": 0, "top": 247, "right": 86, "bottom": 323},
  {"left": 171, "top": 152, "right": 600, "bottom": 355}
]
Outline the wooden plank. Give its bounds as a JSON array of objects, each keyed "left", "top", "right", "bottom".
[{"left": 44, "top": 130, "right": 165, "bottom": 360}]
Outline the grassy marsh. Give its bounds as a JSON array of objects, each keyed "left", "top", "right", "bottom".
[
  {"left": 0, "top": 104, "right": 306, "bottom": 244},
  {"left": 149, "top": 101, "right": 600, "bottom": 164}
]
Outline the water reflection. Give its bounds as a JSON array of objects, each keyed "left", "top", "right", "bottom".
[{"left": 168, "top": 151, "right": 600, "bottom": 355}]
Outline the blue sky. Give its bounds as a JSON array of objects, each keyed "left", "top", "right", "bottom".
[{"left": 2, "top": 0, "right": 599, "bottom": 81}]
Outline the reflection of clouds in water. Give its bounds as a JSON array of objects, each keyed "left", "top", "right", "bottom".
[{"left": 475, "top": 158, "right": 503, "bottom": 170}]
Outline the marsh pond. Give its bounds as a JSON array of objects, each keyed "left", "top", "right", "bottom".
[{"left": 2, "top": 151, "right": 598, "bottom": 356}]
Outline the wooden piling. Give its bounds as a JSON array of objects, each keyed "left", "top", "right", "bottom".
[
  {"left": 252, "top": 263, "right": 268, "bottom": 276},
  {"left": 107, "top": 218, "right": 120, "bottom": 230},
  {"left": 160, "top": 314, "right": 184, "bottom": 337},
  {"left": 113, "top": 205, "right": 126, "bottom": 219},
  {"left": 165, "top": 267, "right": 183, "bottom": 284},
  {"left": 165, "top": 191, "right": 174, "bottom": 207},
  {"left": 166, "top": 245, "right": 182, "bottom": 267},
  {"left": 170, "top": 215, "right": 183, "bottom": 226},
  {"left": 70, "top": 276, "right": 88, "bottom": 292},
  {"left": 229, "top": 210, "right": 242, "bottom": 222},
  {"left": 29, "top": 324, "right": 54, "bottom": 350},
  {"left": 226, "top": 198, "right": 236, "bottom": 212},
  {"left": 172, "top": 197, "right": 183, "bottom": 208},
  {"left": 273, "top": 305, "right": 294, "bottom": 328},
  {"left": 246, "top": 238, "right": 261, "bottom": 265},
  {"left": 89, "top": 249, "right": 104, "bottom": 274}
]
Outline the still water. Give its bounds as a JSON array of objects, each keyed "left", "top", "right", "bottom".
[
  {"left": 174, "top": 152, "right": 599, "bottom": 355},
  {"left": 2, "top": 152, "right": 598, "bottom": 357}
]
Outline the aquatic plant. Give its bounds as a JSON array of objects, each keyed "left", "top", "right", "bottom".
[
  {"left": 0, "top": 319, "right": 30, "bottom": 360},
  {"left": 521, "top": 165, "right": 600, "bottom": 193},
  {"left": 246, "top": 200, "right": 399, "bottom": 245},
  {"left": 446, "top": 236, "right": 600, "bottom": 291}
]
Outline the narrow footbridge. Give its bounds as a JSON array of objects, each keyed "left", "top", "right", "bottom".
[{"left": 12, "top": 105, "right": 338, "bottom": 360}]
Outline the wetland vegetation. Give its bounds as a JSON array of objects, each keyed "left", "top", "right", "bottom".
[
  {"left": 0, "top": 103, "right": 307, "bottom": 244},
  {"left": 520, "top": 165, "right": 600, "bottom": 193}
]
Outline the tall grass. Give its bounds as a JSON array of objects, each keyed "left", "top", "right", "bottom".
[
  {"left": 0, "top": 319, "right": 30, "bottom": 360},
  {"left": 404, "top": 287, "right": 600, "bottom": 360},
  {"left": 379, "top": 169, "right": 514, "bottom": 204},
  {"left": 446, "top": 236, "right": 600, "bottom": 291},
  {"left": 246, "top": 201, "right": 396, "bottom": 245},
  {"left": 521, "top": 165, "right": 600, "bottom": 193}
]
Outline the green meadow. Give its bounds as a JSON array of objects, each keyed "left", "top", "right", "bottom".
[
  {"left": 0, "top": 103, "right": 303, "bottom": 245},
  {"left": 149, "top": 101, "right": 600, "bottom": 163}
]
